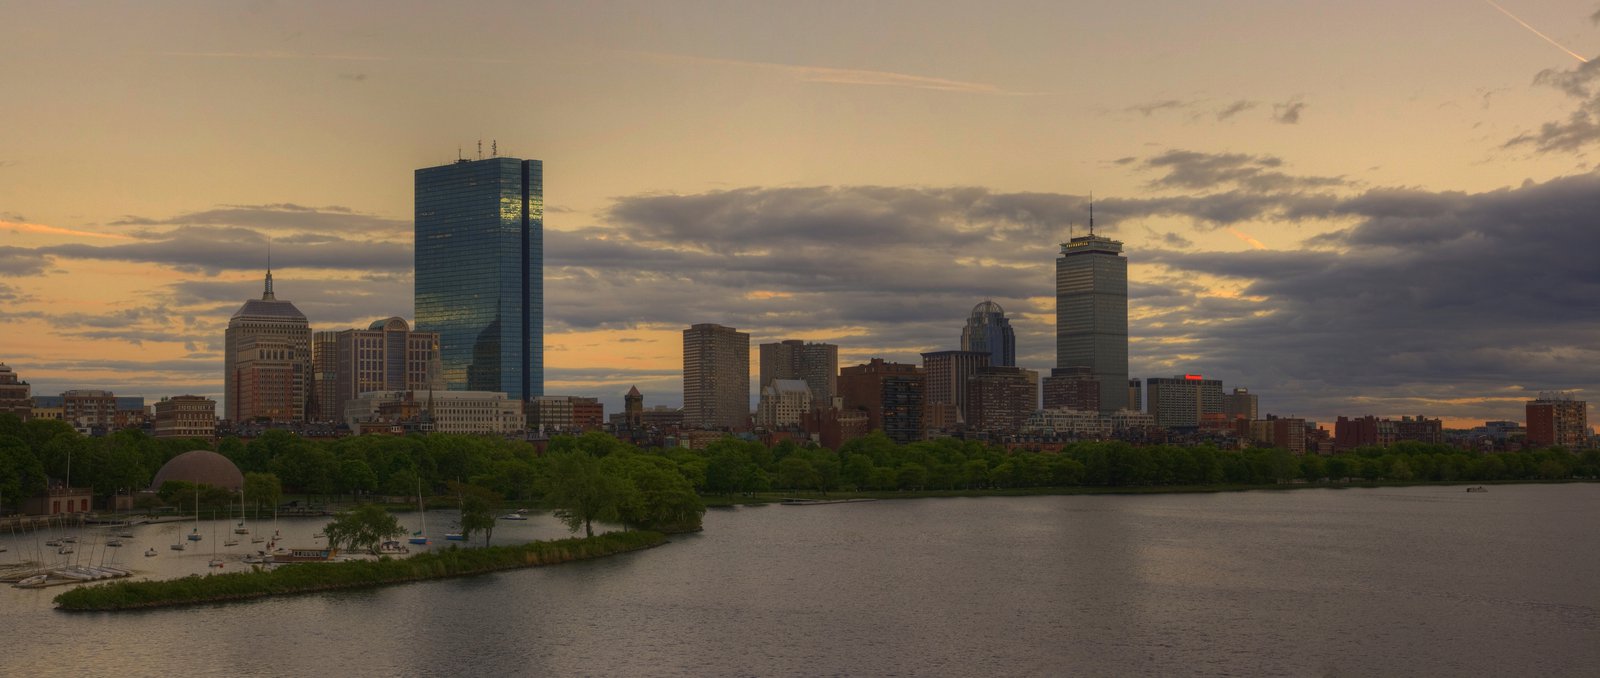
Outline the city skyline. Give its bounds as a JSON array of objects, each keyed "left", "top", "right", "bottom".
[{"left": 4, "top": 2, "right": 1600, "bottom": 427}]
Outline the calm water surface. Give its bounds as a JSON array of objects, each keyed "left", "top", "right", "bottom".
[{"left": 2, "top": 484, "right": 1596, "bottom": 677}]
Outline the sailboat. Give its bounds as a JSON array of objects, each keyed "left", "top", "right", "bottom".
[
  {"left": 408, "top": 478, "right": 430, "bottom": 545},
  {"left": 209, "top": 517, "right": 224, "bottom": 568},
  {"left": 234, "top": 489, "right": 250, "bottom": 535},
  {"left": 187, "top": 485, "right": 202, "bottom": 541}
]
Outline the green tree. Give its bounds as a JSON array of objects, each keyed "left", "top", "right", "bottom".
[
  {"left": 322, "top": 504, "right": 406, "bottom": 554},
  {"left": 451, "top": 481, "right": 502, "bottom": 547},
  {"left": 542, "top": 450, "right": 627, "bottom": 537},
  {"left": 243, "top": 472, "right": 283, "bottom": 518}
]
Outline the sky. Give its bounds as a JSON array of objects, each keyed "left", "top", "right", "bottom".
[{"left": 3, "top": 0, "right": 1600, "bottom": 428}]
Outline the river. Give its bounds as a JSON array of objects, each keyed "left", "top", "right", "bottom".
[{"left": 2, "top": 484, "right": 1596, "bottom": 677}]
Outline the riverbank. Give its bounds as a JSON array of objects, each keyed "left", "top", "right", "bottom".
[
  {"left": 700, "top": 478, "right": 1597, "bottom": 507},
  {"left": 52, "top": 530, "right": 666, "bottom": 611}
]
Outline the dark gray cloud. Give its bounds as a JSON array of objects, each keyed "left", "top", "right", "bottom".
[
  {"left": 0, "top": 282, "right": 30, "bottom": 303},
  {"left": 1506, "top": 58, "right": 1600, "bottom": 153},
  {"left": 1272, "top": 97, "right": 1306, "bottom": 124},
  {"left": 1215, "top": 100, "right": 1257, "bottom": 121},
  {"left": 32, "top": 225, "right": 410, "bottom": 275},
  {"left": 111, "top": 203, "right": 407, "bottom": 237},
  {"left": 1138, "top": 149, "right": 1345, "bottom": 193},
  {"left": 0, "top": 246, "right": 50, "bottom": 276},
  {"left": 1125, "top": 99, "right": 1192, "bottom": 117}
]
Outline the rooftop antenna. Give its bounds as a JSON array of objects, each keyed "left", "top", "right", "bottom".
[
  {"left": 263, "top": 236, "right": 275, "bottom": 300},
  {"left": 1088, "top": 191, "right": 1095, "bottom": 236},
  {"left": 491, "top": 139, "right": 497, "bottom": 157},
  {"left": 477, "top": 139, "right": 482, "bottom": 160},
  {"left": 457, "top": 145, "right": 463, "bottom": 162}
]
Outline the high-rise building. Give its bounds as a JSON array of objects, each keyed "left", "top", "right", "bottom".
[
  {"left": 415, "top": 156, "right": 543, "bottom": 402},
  {"left": 1145, "top": 375, "right": 1224, "bottom": 428},
  {"left": 311, "top": 331, "right": 339, "bottom": 421},
  {"left": 61, "top": 390, "right": 116, "bottom": 432},
  {"left": 921, "top": 350, "right": 990, "bottom": 426},
  {"left": 153, "top": 395, "right": 217, "bottom": 440},
  {"left": 1056, "top": 230, "right": 1128, "bottom": 412},
  {"left": 1526, "top": 394, "right": 1589, "bottom": 448},
  {"left": 530, "top": 395, "right": 604, "bottom": 433},
  {"left": 0, "top": 363, "right": 31, "bottom": 420},
  {"left": 683, "top": 323, "right": 750, "bottom": 430},
  {"left": 1042, "top": 366, "right": 1099, "bottom": 412},
  {"left": 759, "top": 340, "right": 838, "bottom": 404},
  {"left": 961, "top": 301, "right": 1016, "bottom": 367},
  {"left": 1334, "top": 415, "right": 1398, "bottom": 450},
  {"left": 1127, "top": 379, "right": 1142, "bottom": 412},
  {"left": 1250, "top": 415, "right": 1307, "bottom": 455},
  {"left": 967, "top": 366, "right": 1038, "bottom": 435},
  {"left": 1223, "top": 388, "right": 1259, "bottom": 421},
  {"left": 314, "top": 317, "right": 441, "bottom": 422},
  {"left": 838, "top": 358, "right": 925, "bottom": 444},
  {"left": 225, "top": 270, "right": 311, "bottom": 423}
]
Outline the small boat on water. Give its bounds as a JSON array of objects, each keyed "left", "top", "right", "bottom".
[
  {"left": 145, "top": 548, "right": 158, "bottom": 557},
  {"left": 1466, "top": 486, "right": 1488, "bottom": 493},
  {"left": 117, "top": 531, "right": 135, "bottom": 538},
  {"left": 271, "top": 547, "right": 337, "bottom": 563},
  {"left": 14, "top": 574, "right": 49, "bottom": 589},
  {"left": 224, "top": 537, "right": 239, "bottom": 547},
  {"left": 445, "top": 533, "right": 466, "bottom": 541},
  {"left": 57, "top": 546, "right": 74, "bottom": 555},
  {"left": 107, "top": 539, "right": 124, "bottom": 548},
  {"left": 61, "top": 536, "right": 77, "bottom": 544},
  {"left": 45, "top": 539, "right": 62, "bottom": 547},
  {"left": 499, "top": 513, "right": 528, "bottom": 521},
  {"left": 209, "top": 558, "right": 225, "bottom": 568},
  {"left": 170, "top": 542, "right": 186, "bottom": 551}
]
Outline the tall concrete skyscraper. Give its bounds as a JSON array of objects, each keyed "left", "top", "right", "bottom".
[
  {"left": 414, "top": 156, "right": 543, "bottom": 402},
  {"left": 683, "top": 323, "right": 750, "bottom": 430},
  {"left": 1056, "top": 228, "right": 1128, "bottom": 412},
  {"left": 759, "top": 339, "right": 838, "bottom": 404},
  {"left": 960, "top": 301, "right": 1016, "bottom": 367},
  {"left": 225, "top": 269, "right": 311, "bottom": 423}
]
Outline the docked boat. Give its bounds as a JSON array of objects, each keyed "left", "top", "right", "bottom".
[
  {"left": 57, "top": 546, "right": 74, "bottom": 555},
  {"left": 107, "top": 539, "right": 124, "bottom": 548},
  {"left": 445, "top": 533, "right": 466, "bottom": 541},
  {"left": 271, "top": 547, "right": 338, "bottom": 563},
  {"left": 145, "top": 548, "right": 158, "bottom": 557},
  {"left": 45, "top": 539, "right": 62, "bottom": 547},
  {"left": 117, "top": 531, "right": 135, "bottom": 538},
  {"left": 242, "top": 553, "right": 270, "bottom": 564},
  {"left": 13, "top": 574, "right": 49, "bottom": 589}
]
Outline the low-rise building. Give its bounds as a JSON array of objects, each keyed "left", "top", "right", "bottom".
[
  {"left": 153, "top": 395, "right": 218, "bottom": 440},
  {"left": 346, "top": 390, "right": 525, "bottom": 435},
  {"left": 756, "top": 379, "right": 812, "bottom": 429}
]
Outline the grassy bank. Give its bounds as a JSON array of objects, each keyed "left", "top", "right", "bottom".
[
  {"left": 54, "top": 531, "right": 666, "bottom": 612},
  {"left": 700, "top": 479, "right": 1595, "bottom": 507}
]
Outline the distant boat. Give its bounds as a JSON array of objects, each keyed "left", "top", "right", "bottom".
[
  {"left": 1466, "top": 486, "right": 1488, "bottom": 493},
  {"left": 409, "top": 479, "right": 431, "bottom": 545},
  {"left": 445, "top": 533, "right": 466, "bottom": 541},
  {"left": 144, "top": 548, "right": 158, "bottom": 557},
  {"left": 272, "top": 547, "right": 337, "bottom": 563},
  {"left": 117, "top": 531, "right": 135, "bottom": 538},
  {"left": 57, "top": 546, "right": 74, "bottom": 555},
  {"left": 499, "top": 513, "right": 527, "bottom": 521},
  {"left": 14, "top": 574, "right": 48, "bottom": 589},
  {"left": 188, "top": 485, "right": 203, "bottom": 540},
  {"left": 106, "top": 539, "right": 123, "bottom": 548},
  {"left": 374, "top": 541, "right": 410, "bottom": 555}
]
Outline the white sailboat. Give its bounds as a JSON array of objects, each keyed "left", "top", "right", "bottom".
[
  {"left": 209, "top": 517, "right": 224, "bottom": 568},
  {"left": 187, "top": 485, "right": 202, "bottom": 542},
  {"left": 234, "top": 487, "right": 250, "bottom": 535},
  {"left": 408, "top": 478, "right": 430, "bottom": 545}
]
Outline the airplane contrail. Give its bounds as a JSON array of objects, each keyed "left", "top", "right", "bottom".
[
  {"left": 1227, "top": 227, "right": 1267, "bottom": 250},
  {"left": 1483, "top": 0, "right": 1589, "bottom": 63}
]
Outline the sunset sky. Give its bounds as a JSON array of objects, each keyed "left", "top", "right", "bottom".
[{"left": 4, "top": 1, "right": 1600, "bottom": 427}]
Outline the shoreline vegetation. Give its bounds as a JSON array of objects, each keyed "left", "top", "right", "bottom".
[
  {"left": 702, "top": 478, "right": 1595, "bottom": 506},
  {"left": 52, "top": 531, "right": 665, "bottom": 612}
]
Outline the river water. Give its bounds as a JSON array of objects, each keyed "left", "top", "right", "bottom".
[{"left": 1, "top": 484, "right": 1596, "bottom": 677}]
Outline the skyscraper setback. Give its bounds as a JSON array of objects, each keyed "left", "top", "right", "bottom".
[
  {"left": 414, "top": 156, "right": 544, "bottom": 402},
  {"left": 1056, "top": 228, "right": 1129, "bottom": 412}
]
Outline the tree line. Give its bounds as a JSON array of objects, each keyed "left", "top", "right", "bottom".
[{"left": 3, "top": 414, "right": 1597, "bottom": 521}]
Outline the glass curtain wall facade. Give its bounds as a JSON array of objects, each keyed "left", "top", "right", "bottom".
[
  {"left": 960, "top": 301, "right": 1017, "bottom": 367},
  {"left": 1055, "top": 233, "right": 1128, "bottom": 412},
  {"left": 415, "top": 157, "right": 543, "bottom": 402}
]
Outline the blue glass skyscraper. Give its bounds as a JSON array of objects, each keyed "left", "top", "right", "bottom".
[
  {"left": 960, "top": 300, "right": 1016, "bottom": 367},
  {"left": 414, "top": 156, "right": 543, "bottom": 402}
]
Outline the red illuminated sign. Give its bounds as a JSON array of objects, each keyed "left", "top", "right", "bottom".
[{"left": 1184, "top": 374, "right": 1203, "bottom": 381}]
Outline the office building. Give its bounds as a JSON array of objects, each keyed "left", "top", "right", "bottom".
[
  {"left": 1223, "top": 388, "right": 1259, "bottom": 421},
  {"left": 1526, "top": 394, "right": 1589, "bottom": 448},
  {"left": 314, "top": 317, "right": 441, "bottom": 422},
  {"left": 967, "top": 366, "right": 1038, "bottom": 435},
  {"left": 1128, "top": 379, "right": 1142, "bottom": 413},
  {"left": 838, "top": 358, "right": 925, "bottom": 444},
  {"left": 1145, "top": 375, "right": 1224, "bottom": 428},
  {"left": 1334, "top": 415, "right": 1398, "bottom": 450},
  {"left": 1043, "top": 366, "right": 1100, "bottom": 412},
  {"left": 683, "top": 323, "right": 750, "bottom": 430},
  {"left": 346, "top": 390, "right": 525, "bottom": 435},
  {"left": 1394, "top": 415, "right": 1443, "bottom": 444},
  {"left": 153, "top": 395, "right": 217, "bottom": 440},
  {"left": 530, "top": 395, "right": 603, "bottom": 433},
  {"left": 415, "top": 155, "right": 544, "bottom": 402},
  {"left": 921, "top": 350, "right": 990, "bottom": 426},
  {"left": 225, "top": 269, "right": 312, "bottom": 423},
  {"left": 0, "top": 363, "right": 31, "bottom": 420},
  {"left": 1250, "top": 416, "right": 1307, "bottom": 455},
  {"left": 756, "top": 379, "right": 812, "bottom": 429},
  {"left": 62, "top": 390, "right": 116, "bottom": 432},
  {"left": 961, "top": 301, "right": 1016, "bottom": 367},
  {"left": 1056, "top": 229, "right": 1128, "bottom": 412},
  {"left": 759, "top": 340, "right": 838, "bottom": 404}
]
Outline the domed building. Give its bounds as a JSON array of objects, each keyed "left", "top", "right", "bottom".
[{"left": 149, "top": 450, "right": 245, "bottom": 491}]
